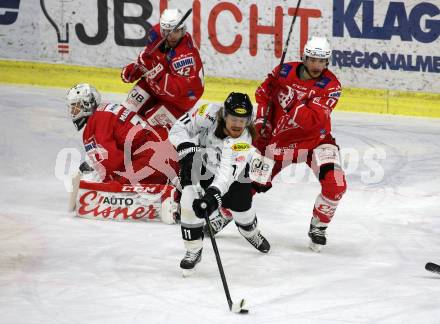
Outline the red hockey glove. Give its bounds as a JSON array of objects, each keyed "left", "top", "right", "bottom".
[
  {"left": 145, "top": 77, "right": 164, "bottom": 96},
  {"left": 141, "top": 55, "right": 165, "bottom": 81},
  {"left": 143, "top": 62, "right": 165, "bottom": 81},
  {"left": 265, "top": 73, "right": 282, "bottom": 102},
  {"left": 121, "top": 62, "right": 145, "bottom": 83},
  {"left": 253, "top": 117, "right": 272, "bottom": 151},
  {"left": 255, "top": 117, "right": 272, "bottom": 140}
]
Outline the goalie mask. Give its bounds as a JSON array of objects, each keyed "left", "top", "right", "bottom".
[
  {"left": 66, "top": 83, "right": 101, "bottom": 131},
  {"left": 160, "top": 8, "right": 186, "bottom": 37},
  {"left": 303, "top": 36, "right": 332, "bottom": 61}
]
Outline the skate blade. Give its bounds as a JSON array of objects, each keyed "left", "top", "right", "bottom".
[{"left": 309, "top": 241, "right": 323, "bottom": 253}]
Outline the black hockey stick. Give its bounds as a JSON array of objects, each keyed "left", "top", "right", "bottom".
[
  {"left": 261, "top": 0, "right": 302, "bottom": 131},
  {"left": 200, "top": 201, "right": 249, "bottom": 314},
  {"left": 425, "top": 262, "right": 440, "bottom": 275}
]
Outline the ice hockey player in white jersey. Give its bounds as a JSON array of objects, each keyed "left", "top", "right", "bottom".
[{"left": 169, "top": 92, "right": 270, "bottom": 276}]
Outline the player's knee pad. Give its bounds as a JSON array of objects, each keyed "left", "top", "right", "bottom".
[
  {"left": 231, "top": 209, "right": 256, "bottom": 227},
  {"left": 222, "top": 182, "right": 252, "bottom": 212},
  {"left": 320, "top": 167, "right": 347, "bottom": 201},
  {"left": 236, "top": 216, "right": 258, "bottom": 233},
  {"left": 181, "top": 225, "right": 204, "bottom": 242},
  {"left": 180, "top": 185, "right": 204, "bottom": 226}
]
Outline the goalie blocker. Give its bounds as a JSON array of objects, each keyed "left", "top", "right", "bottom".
[{"left": 72, "top": 180, "right": 179, "bottom": 224}]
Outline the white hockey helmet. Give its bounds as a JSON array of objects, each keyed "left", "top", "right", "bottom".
[
  {"left": 159, "top": 8, "right": 186, "bottom": 37},
  {"left": 303, "top": 36, "right": 332, "bottom": 60},
  {"left": 66, "top": 83, "right": 101, "bottom": 131}
]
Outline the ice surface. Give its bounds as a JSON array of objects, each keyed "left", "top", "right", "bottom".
[{"left": 1, "top": 85, "right": 439, "bottom": 324}]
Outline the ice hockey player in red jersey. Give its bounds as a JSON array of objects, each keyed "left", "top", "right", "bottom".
[
  {"left": 121, "top": 8, "right": 204, "bottom": 129},
  {"left": 67, "top": 83, "right": 180, "bottom": 224},
  {"left": 252, "top": 36, "right": 347, "bottom": 252},
  {"left": 67, "top": 83, "right": 178, "bottom": 185}
]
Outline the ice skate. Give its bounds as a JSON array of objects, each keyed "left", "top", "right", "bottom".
[
  {"left": 243, "top": 231, "right": 270, "bottom": 253},
  {"left": 308, "top": 217, "right": 327, "bottom": 252},
  {"left": 180, "top": 248, "right": 203, "bottom": 277},
  {"left": 238, "top": 226, "right": 270, "bottom": 253}
]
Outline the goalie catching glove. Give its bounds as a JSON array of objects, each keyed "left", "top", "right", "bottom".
[{"left": 192, "top": 187, "right": 222, "bottom": 219}]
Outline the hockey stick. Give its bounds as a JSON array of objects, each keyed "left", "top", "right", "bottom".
[
  {"left": 200, "top": 201, "right": 249, "bottom": 314},
  {"left": 425, "top": 262, "right": 440, "bottom": 275},
  {"left": 261, "top": 0, "right": 302, "bottom": 131}
]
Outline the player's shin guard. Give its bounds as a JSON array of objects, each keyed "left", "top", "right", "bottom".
[
  {"left": 314, "top": 169, "right": 347, "bottom": 223},
  {"left": 179, "top": 186, "right": 206, "bottom": 276},
  {"left": 309, "top": 169, "right": 347, "bottom": 251},
  {"left": 180, "top": 225, "right": 204, "bottom": 276}
]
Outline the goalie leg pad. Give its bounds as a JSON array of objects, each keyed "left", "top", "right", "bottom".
[{"left": 75, "top": 181, "right": 177, "bottom": 223}]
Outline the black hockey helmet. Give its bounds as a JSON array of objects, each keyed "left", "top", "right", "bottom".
[{"left": 223, "top": 92, "right": 253, "bottom": 119}]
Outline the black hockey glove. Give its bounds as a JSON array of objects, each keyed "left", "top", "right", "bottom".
[
  {"left": 177, "top": 142, "right": 200, "bottom": 188},
  {"left": 79, "top": 161, "right": 94, "bottom": 173},
  {"left": 251, "top": 181, "right": 272, "bottom": 193},
  {"left": 193, "top": 187, "right": 222, "bottom": 219}
]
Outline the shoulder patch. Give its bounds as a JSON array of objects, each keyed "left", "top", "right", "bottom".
[
  {"left": 166, "top": 49, "right": 176, "bottom": 61},
  {"left": 146, "top": 29, "right": 158, "bottom": 45},
  {"left": 187, "top": 90, "right": 197, "bottom": 101},
  {"left": 329, "top": 91, "right": 341, "bottom": 98},
  {"left": 232, "top": 143, "right": 250, "bottom": 152},
  {"left": 279, "top": 64, "right": 293, "bottom": 78}
]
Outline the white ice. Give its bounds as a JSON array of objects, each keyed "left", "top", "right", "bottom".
[{"left": 1, "top": 84, "right": 439, "bottom": 324}]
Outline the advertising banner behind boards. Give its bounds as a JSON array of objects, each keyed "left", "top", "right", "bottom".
[{"left": 0, "top": 0, "right": 439, "bottom": 93}]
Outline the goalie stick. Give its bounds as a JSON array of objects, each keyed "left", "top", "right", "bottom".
[
  {"left": 425, "top": 262, "right": 440, "bottom": 275},
  {"left": 68, "top": 161, "right": 93, "bottom": 211},
  {"left": 200, "top": 200, "right": 249, "bottom": 314}
]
